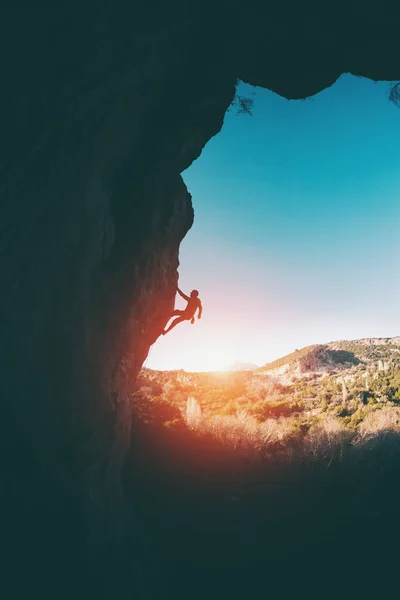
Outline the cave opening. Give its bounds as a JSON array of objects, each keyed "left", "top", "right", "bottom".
[
  {"left": 126, "top": 74, "right": 400, "bottom": 598},
  {"left": 148, "top": 75, "right": 400, "bottom": 373}
]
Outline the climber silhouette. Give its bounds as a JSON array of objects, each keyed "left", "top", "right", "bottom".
[{"left": 163, "top": 287, "right": 202, "bottom": 335}]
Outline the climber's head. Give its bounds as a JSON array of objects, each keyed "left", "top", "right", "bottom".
[{"left": 190, "top": 290, "right": 199, "bottom": 298}]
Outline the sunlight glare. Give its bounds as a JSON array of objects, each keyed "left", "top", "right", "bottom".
[
  {"left": 147, "top": 325, "right": 247, "bottom": 372},
  {"left": 183, "top": 341, "right": 238, "bottom": 372}
]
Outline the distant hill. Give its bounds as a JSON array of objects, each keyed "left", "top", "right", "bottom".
[
  {"left": 257, "top": 345, "right": 318, "bottom": 372},
  {"left": 227, "top": 361, "right": 259, "bottom": 372},
  {"left": 256, "top": 337, "right": 400, "bottom": 385}
]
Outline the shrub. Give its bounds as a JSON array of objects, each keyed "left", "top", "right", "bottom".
[
  {"left": 246, "top": 400, "right": 302, "bottom": 421},
  {"left": 185, "top": 396, "right": 202, "bottom": 427},
  {"left": 245, "top": 377, "right": 276, "bottom": 401},
  {"left": 357, "top": 406, "right": 400, "bottom": 439},
  {"left": 182, "top": 409, "right": 298, "bottom": 454},
  {"left": 304, "top": 415, "right": 353, "bottom": 459}
]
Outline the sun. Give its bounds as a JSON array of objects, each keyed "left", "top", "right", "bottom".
[
  {"left": 146, "top": 326, "right": 247, "bottom": 373},
  {"left": 182, "top": 342, "right": 237, "bottom": 372}
]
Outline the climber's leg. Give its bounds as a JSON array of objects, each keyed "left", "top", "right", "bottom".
[{"left": 163, "top": 316, "right": 187, "bottom": 335}]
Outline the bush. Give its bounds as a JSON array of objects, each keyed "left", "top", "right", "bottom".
[
  {"left": 303, "top": 415, "right": 353, "bottom": 459},
  {"left": 246, "top": 400, "right": 302, "bottom": 421},
  {"left": 357, "top": 406, "right": 400, "bottom": 439},
  {"left": 183, "top": 410, "right": 298, "bottom": 453}
]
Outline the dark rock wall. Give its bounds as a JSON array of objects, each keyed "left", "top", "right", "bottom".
[{"left": 1, "top": 1, "right": 400, "bottom": 596}]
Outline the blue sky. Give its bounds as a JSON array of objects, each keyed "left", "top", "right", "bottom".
[{"left": 147, "top": 75, "right": 400, "bottom": 371}]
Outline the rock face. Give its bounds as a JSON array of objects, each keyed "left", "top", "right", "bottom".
[
  {"left": 2, "top": 2, "right": 400, "bottom": 595},
  {"left": 259, "top": 345, "right": 345, "bottom": 384},
  {"left": 297, "top": 345, "right": 333, "bottom": 373},
  {"left": 259, "top": 338, "right": 400, "bottom": 387}
]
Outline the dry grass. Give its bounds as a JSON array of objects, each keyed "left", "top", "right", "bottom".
[
  {"left": 357, "top": 406, "right": 400, "bottom": 439},
  {"left": 184, "top": 397, "right": 359, "bottom": 459},
  {"left": 185, "top": 397, "right": 300, "bottom": 453},
  {"left": 304, "top": 415, "right": 353, "bottom": 459}
]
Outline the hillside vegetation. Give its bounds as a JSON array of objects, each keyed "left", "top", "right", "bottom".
[{"left": 133, "top": 337, "right": 400, "bottom": 459}]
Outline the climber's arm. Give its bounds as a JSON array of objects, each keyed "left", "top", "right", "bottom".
[
  {"left": 197, "top": 301, "right": 202, "bottom": 319},
  {"left": 177, "top": 287, "right": 190, "bottom": 302}
]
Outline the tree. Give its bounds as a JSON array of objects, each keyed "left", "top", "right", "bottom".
[
  {"left": 229, "top": 94, "right": 254, "bottom": 116},
  {"left": 389, "top": 82, "right": 400, "bottom": 106}
]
